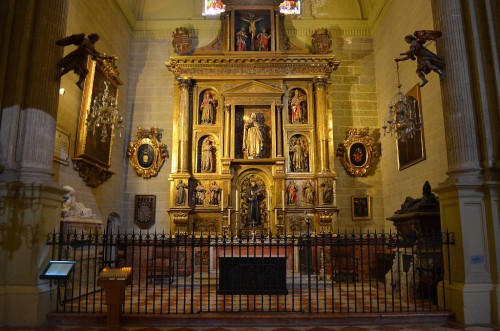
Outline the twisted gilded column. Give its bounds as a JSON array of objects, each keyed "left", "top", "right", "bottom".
[
  {"left": 314, "top": 78, "right": 330, "bottom": 173},
  {"left": 177, "top": 78, "right": 192, "bottom": 173}
]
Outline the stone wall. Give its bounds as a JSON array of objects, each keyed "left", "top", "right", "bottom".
[
  {"left": 54, "top": 0, "right": 132, "bottom": 222},
  {"left": 372, "top": 0, "right": 448, "bottom": 229}
]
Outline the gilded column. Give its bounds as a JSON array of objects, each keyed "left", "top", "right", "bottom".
[
  {"left": 224, "top": 104, "right": 231, "bottom": 157},
  {"left": 276, "top": 104, "right": 283, "bottom": 157},
  {"left": 314, "top": 78, "right": 330, "bottom": 173},
  {"left": 177, "top": 78, "right": 192, "bottom": 173}
]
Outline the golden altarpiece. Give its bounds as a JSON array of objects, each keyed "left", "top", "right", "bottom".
[{"left": 166, "top": 0, "right": 339, "bottom": 237}]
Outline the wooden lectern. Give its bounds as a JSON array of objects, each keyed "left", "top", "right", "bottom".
[{"left": 97, "top": 267, "right": 132, "bottom": 326}]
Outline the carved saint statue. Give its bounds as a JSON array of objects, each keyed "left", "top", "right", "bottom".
[
  {"left": 209, "top": 181, "right": 220, "bottom": 206},
  {"left": 200, "top": 91, "right": 216, "bottom": 124},
  {"left": 241, "top": 14, "right": 263, "bottom": 49},
  {"left": 175, "top": 180, "right": 188, "bottom": 205},
  {"left": 245, "top": 178, "right": 263, "bottom": 226},
  {"left": 242, "top": 112, "right": 264, "bottom": 159},
  {"left": 256, "top": 28, "right": 271, "bottom": 51},
  {"left": 290, "top": 89, "right": 306, "bottom": 123},
  {"left": 194, "top": 181, "right": 206, "bottom": 206},
  {"left": 236, "top": 28, "right": 248, "bottom": 51},
  {"left": 201, "top": 138, "right": 215, "bottom": 172},
  {"left": 290, "top": 138, "right": 307, "bottom": 172},
  {"left": 395, "top": 30, "right": 445, "bottom": 87}
]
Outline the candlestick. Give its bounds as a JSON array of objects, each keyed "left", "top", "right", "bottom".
[
  {"left": 221, "top": 189, "right": 224, "bottom": 211},
  {"left": 228, "top": 208, "right": 230, "bottom": 226},
  {"left": 235, "top": 190, "right": 239, "bottom": 211},
  {"left": 274, "top": 211, "right": 277, "bottom": 226}
]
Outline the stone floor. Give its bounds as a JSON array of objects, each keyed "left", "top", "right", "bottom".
[{"left": 0, "top": 322, "right": 499, "bottom": 331}]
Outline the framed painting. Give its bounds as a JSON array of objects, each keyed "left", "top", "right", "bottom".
[
  {"left": 75, "top": 56, "right": 122, "bottom": 168},
  {"left": 73, "top": 56, "right": 122, "bottom": 187},
  {"left": 134, "top": 195, "right": 156, "bottom": 229},
  {"left": 351, "top": 195, "right": 371, "bottom": 221},
  {"left": 397, "top": 84, "right": 426, "bottom": 170}
]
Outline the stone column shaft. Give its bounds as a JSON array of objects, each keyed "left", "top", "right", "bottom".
[
  {"left": 314, "top": 78, "right": 330, "bottom": 173},
  {"left": 1, "top": 0, "right": 67, "bottom": 182},
  {"left": 431, "top": 0, "right": 481, "bottom": 181},
  {"left": 177, "top": 78, "right": 191, "bottom": 173}
]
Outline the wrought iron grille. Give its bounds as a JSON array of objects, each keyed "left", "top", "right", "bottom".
[{"left": 45, "top": 230, "right": 454, "bottom": 315}]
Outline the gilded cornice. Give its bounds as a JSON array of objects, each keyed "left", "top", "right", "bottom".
[{"left": 166, "top": 55, "right": 340, "bottom": 80}]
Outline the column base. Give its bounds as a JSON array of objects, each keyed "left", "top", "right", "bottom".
[
  {"left": 438, "top": 281, "right": 493, "bottom": 324},
  {"left": 0, "top": 284, "right": 53, "bottom": 327}
]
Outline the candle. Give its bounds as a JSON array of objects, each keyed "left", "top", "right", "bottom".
[
  {"left": 228, "top": 208, "right": 231, "bottom": 225},
  {"left": 282, "top": 190, "right": 285, "bottom": 211},
  {"left": 274, "top": 211, "right": 277, "bottom": 225},
  {"left": 221, "top": 189, "right": 224, "bottom": 211},
  {"left": 267, "top": 190, "right": 271, "bottom": 211},
  {"left": 235, "top": 190, "right": 239, "bottom": 211}
]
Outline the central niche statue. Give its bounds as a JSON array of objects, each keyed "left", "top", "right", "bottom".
[
  {"left": 242, "top": 112, "right": 264, "bottom": 159},
  {"left": 241, "top": 176, "right": 267, "bottom": 227}
]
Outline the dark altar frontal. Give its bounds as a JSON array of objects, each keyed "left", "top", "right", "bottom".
[{"left": 218, "top": 257, "right": 288, "bottom": 295}]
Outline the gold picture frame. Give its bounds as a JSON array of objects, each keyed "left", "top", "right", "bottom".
[
  {"left": 73, "top": 56, "right": 122, "bottom": 187},
  {"left": 127, "top": 127, "right": 169, "bottom": 179},
  {"left": 397, "top": 84, "right": 426, "bottom": 170},
  {"left": 336, "top": 128, "right": 378, "bottom": 177},
  {"left": 352, "top": 195, "right": 371, "bottom": 221}
]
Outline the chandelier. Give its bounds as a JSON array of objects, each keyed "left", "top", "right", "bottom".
[
  {"left": 382, "top": 63, "right": 422, "bottom": 142},
  {"left": 86, "top": 81, "right": 123, "bottom": 142}
]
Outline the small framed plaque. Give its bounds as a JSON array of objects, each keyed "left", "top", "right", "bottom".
[
  {"left": 39, "top": 260, "right": 76, "bottom": 280},
  {"left": 134, "top": 195, "right": 156, "bottom": 229}
]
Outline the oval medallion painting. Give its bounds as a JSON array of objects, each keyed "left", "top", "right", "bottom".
[
  {"left": 138, "top": 143, "right": 155, "bottom": 169},
  {"left": 349, "top": 142, "right": 367, "bottom": 167}
]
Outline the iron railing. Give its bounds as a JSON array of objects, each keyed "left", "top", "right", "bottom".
[{"left": 45, "top": 229, "right": 454, "bottom": 315}]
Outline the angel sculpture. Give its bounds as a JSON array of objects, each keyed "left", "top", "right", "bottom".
[
  {"left": 395, "top": 30, "right": 445, "bottom": 87},
  {"left": 55, "top": 33, "right": 113, "bottom": 89}
]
